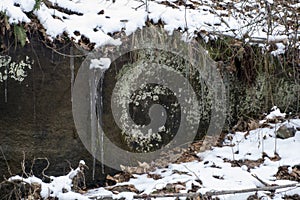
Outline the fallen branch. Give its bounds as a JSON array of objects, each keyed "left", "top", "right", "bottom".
[
  {"left": 89, "top": 183, "right": 300, "bottom": 199},
  {"left": 131, "top": 183, "right": 300, "bottom": 199},
  {"left": 204, "top": 183, "right": 299, "bottom": 196}
]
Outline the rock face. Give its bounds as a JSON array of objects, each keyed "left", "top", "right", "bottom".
[
  {"left": 0, "top": 31, "right": 299, "bottom": 191},
  {"left": 0, "top": 38, "right": 109, "bottom": 186}
]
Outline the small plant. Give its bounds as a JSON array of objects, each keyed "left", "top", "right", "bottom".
[
  {"left": 33, "top": 0, "right": 43, "bottom": 11},
  {"left": 13, "top": 24, "right": 27, "bottom": 47}
]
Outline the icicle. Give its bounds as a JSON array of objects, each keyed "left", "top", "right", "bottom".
[
  {"left": 89, "top": 68, "right": 97, "bottom": 180},
  {"left": 89, "top": 58, "right": 111, "bottom": 177},
  {"left": 33, "top": 59, "right": 37, "bottom": 127},
  {"left": 98, "top": 72, "right": 105, "bottom": 174},
  {"left": 4, "top": 78, "right": 7, "bottom": 103},
  {"left": 70, "top": 45, "right": 74, "bottom": 103},
  {"left": 4, "top": 63, "right": 7, "bottom": 103}
]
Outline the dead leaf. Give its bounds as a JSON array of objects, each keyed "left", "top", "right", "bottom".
[
  {"left": 147, "top": 173, "right": 162, "bottom": 180},
  {"left": 248, "top": 119, "right": 260, "bottom": 130},
  {"left": 107, "top": 184, "right": 139, "bottom": 193},
  {"left": 276, "top": 165, "right": 300, "bottom": 182}
]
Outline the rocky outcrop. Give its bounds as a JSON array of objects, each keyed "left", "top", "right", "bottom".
[
  {"left": 0, "top": 37, "right": 110, "bottom": 187},
  {"left": 0, "top": 30, "right": 299, "bottom": 191}
]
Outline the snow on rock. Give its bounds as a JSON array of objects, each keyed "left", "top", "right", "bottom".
[
  {"left": 266, "top": 106, "right": 286, "bottom": 120},
  {"left": 90, "top": 58, "right": 111, "bottom": 69},
  {"left": 0, "top": 0, "right": 299, "bottom": 51}
]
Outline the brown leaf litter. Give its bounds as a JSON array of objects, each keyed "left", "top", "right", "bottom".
[{"left": 276, "top": 165, "right": 300, "bottom": 182}]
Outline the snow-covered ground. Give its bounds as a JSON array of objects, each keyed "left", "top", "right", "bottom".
[
  {"left": 2, "top": 0, "right": 299, "bottom": 199},
  {"left": 8, "top": 107, "right": 300, "bottom": 199},
  {"left": 84, "top": 112, "right": 300, "bottom": 200},
  {"left": 0, "top": 0, "right": 299, "bottom": 53}
]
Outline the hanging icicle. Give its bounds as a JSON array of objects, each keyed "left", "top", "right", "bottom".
[
  {"left": 89, "top": 67, "right": 97, "bottom": 180},
  {"left": 89, "top": 58, "right": 111, "bottom": 176},
  {"left": 70, "top": 45, "right": 74, "bottom": 103}
]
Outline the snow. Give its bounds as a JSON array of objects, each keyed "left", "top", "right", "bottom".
[
  {"left": 15, "top": 0, "right": 35, "bottom": 12},
  {"left": 79, "top": 160, "right": 86, "bottom": 165},
  {"left": 0, "top": 0, "right": 298, "bottom": 51},
  {"left": 57, "top": 192, "right": 90, "bottom": 200},
  {"left": 0, "top": 0, "right": 31, "bottom": 23},
  {"left": 90, "top": 58, "right": 111, "bottom": 69},
  {"left": 2, "top": 0, "right": 299, "bottom": 198},
  {"left": 6, "top": 108, "right": 300, "bottom": 199},
  {"left": 8, "top": 161, "right": 87, "bottom": 199},
  {"left": 83, "top": 112, "right": 300, "bottom": 200},
  {"left": 266, "top": 106, "right": 286, "bottom": 120}
]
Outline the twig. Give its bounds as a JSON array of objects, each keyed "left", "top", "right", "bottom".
[
  {"left": 251, "top": 173, "right": 270, "bottom": 186},
  {"left": 133, "top": 3, "right": 145, "bottom": 11},
  {"left": 183, "top": 165, "right": 202, "bottom": 184},
  {"left": 65, "top": 159, "right": 73, "bottom": 170},
  {"left": 42, "top": 41, "right": 85, "bottom": 58},
  {"left": 21, "top": 151, "right": 30, "bottom": 178},
  {"left": 0, "top": 146, "right": 12, "bottom": 176},
  {"left": 29, "top": 157, "right": 51, "bottom": 179},
  {"left": 39, "top": 157, "right": 51, "bottom": 179}
]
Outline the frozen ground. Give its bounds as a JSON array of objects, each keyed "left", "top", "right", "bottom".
[
  {"left": 8, "top": 107, "right": 300, "bottom": 199},
  {"left": 84, "top": 109, "right": 300, "bottom": 200}
]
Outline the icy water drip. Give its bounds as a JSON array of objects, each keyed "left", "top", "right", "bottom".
[
  {"left": 4, "top": 72, "right": 7, "bottom": 103},
  {"left": 89, "top": 69, "right": 96, "bottom": 180},
  {"left": 70, "top": 45, "right": 74, "bottom": 103},
  {"left": 89, "top": 58, "right": 111, "bottom": 178},
  {"left": 97, "top": 70, "right": 105, "bottom": 174}
]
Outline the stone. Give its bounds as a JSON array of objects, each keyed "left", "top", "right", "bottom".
[{"left": 276, "top": 124, "right": 296, "bottom": 139}]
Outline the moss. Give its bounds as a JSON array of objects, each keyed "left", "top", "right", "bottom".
[
  {"left": 111, "top": 48, "right": 213, "bottom": 152},
  {"left": 103, "top": 30, "right": 299, "bottom": 153},
  {"left": 13, "top": 24, "right": 27, "bottom": 47}
]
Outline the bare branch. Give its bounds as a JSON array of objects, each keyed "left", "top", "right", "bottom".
[
  {"left": 21, "top": 152, "right": 30, "bottom": 178},
  {"left": 89, "top": 183, "right": 300, "bottom": 199},
  {"left": 0, "top": 146, "right": 12, "bottom": 176},
  {"left": 204, "top": 183, "right": 299, "bottom": 196},
  {"left": 251, "top": 173, "right": 271, "bottom": 187}
]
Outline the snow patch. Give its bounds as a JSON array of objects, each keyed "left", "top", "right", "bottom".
[{"left": 90, "top": 58, "right": 111, "bottom": 69}]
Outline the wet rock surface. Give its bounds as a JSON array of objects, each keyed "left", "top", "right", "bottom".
[
  {"left": 0, "top": 34, "right": 299, "bottom": 195},
  {"left": 0, "top": 39, "right": 111, "bottom": 188}
]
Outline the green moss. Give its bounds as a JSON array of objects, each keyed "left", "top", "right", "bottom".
[{"left": 13, "top": 24, "right": 27, "bottom": 47}]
